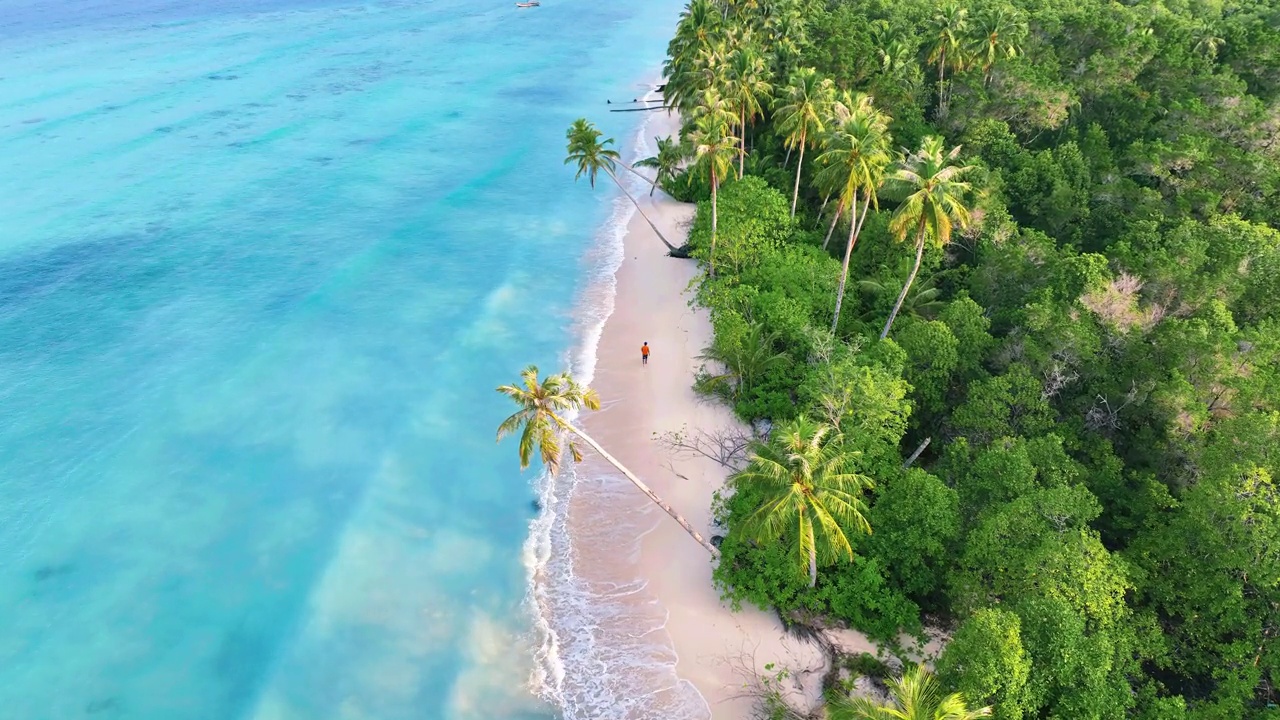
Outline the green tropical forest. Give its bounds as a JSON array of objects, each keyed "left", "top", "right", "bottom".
[{"left": 652, "top": 0, "right": 1280, "bottom": 716}]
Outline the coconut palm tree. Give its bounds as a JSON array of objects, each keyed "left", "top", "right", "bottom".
[
  {"left": 635, "top": 135, "right": 684, "bottom": 196},
  {"left": 669, "top": 41, "right": 731, "bottom": 116},
  {"left": 821, "top": 196, "right": 845, "bottom": 251},
  {"left": 497, "top": 366, "right": 720, "bottom": 557},
  {"left": 733, "top": 418, "right": 872, "bottom": 587},
  {"left": 968, "top": 6, "right": 1024, "bottom": 86},
  {"left": 828, "top": 665, "right": 992, "bottom": 720},
  {"left": 724, "top": 44, "right": 772, "bottom": 179},
  {"left": 880, "top": 137, "right": 974, "bottom": 339},
  {"left": 857, "top": 276, "right": 945, "bottom": 322},
  {"left": 815, "top": 92, "right": 892, "bottom": 333},
  {"left": 775, "top": 67, "right": 835, "bottom": 216},
  {"left": 1192, "top": 25, "right": 1225, "bottom": 60},
  {"left": 764, "top": 5, "right": 807, "bottom": 77},
  {"left": 565, "top": 118, "right": 677, "bottom": 253},
  {"left": 870, "top": 20, "right": 912, "bottom": 76},
  {"left": 687, "top": 93, "right": 739, "bottom": 278},
  {"left": 927, "top": 3, "right": 969, "bottom": 118},
  {"left": 663, "top": 0, "right": 724, "bottom": 111},
  {"left": 813, "top": 132, "right": 849, "bottom": 250}
]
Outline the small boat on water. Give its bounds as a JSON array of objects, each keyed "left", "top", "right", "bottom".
[{"left": 515, "top": 1, "right": 540, "bottom": 6}]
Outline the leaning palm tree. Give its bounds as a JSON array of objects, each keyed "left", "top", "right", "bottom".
[
  {"left": 968, "top": 6, "right": 1024, "bottom": 86},
  {"left": 687, "top": 96, "right": 739, "bottom": 278},
  {"left": 880, "top": 137, "right": 974, "bottom": 339},
  {"left": 565, "top": 118, "right": 677, "bottom": 253},
  {"left": 497, "top": 366, "right": 720, "bottom": 556},
  {"left": 828, "top": 665, "right": 992, "bottom": 720},
  {"left": 724, "top": 44, "right": 773, "bottom": 179},
  {"left": 635, "top": 135, "right": 684, "bottom": 196},
  {"left": 927, "top": 3, "right": 969, "bottom": 117},
  {"left": 774, "top": 67, "right": 835, "bottom": 216},
  {"left": 815, "top": 92, "right": 892, "bottom": 333},
  {"left": 733, "top": 418, "right": 872, "bottom": 587}
]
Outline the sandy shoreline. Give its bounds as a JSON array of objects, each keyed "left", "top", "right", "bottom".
[{"left": 561, "top": 106, "right": 826, "bottom": 719}]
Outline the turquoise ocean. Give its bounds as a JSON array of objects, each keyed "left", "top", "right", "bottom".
[{"left": 0, "top": 1, "right": 683, "bottom": 718}]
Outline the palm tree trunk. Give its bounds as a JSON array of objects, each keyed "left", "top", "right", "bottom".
[
  {"left": 831, "top": 190, "right": 860, "bottom": 333},
  {"left": 738, "top": 108, "right": 746, "bottom": 179},
  {"left": 881, "top": 224, "right": 927, "bottom": 339},
  {"left": 568, "top": 422, "right": 721, "bottom": 557},
  {"left": 819, "top": 191, "right": 831, "bottom": 219},
  {"left": 709, "top": 174, "right": 719, "bottom": 278},
  {"left": 605, "top": 167, "right": 677, "bottom": 252},
  {"left": 790, "top": 132, "right": 806, "bottom": 218},
  {"left": 808, "top": 537, "right": 818, "bottom": 588},
  {"left": 783, "top": 144, "right": 792, "bottom": 169},
  {"left": 822, "top": 201, "right": 843, "bottom": 250},
  {"left": 618, "top": 160, "right": 659, "bottom": 194},
  {"left": 937, "top": 51, "right": 948, "bottom": 118}
]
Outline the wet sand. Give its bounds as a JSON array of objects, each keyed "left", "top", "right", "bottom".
[{"left": 564, "top": 108, "right": 826, "bottom": 719}]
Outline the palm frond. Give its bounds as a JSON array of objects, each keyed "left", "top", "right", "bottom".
[
  {"left": 728, "top": 417, "right": 872, "bottom": 585},
  {"left": 494, "top": 365, "right": 603, "bottom": 476}
]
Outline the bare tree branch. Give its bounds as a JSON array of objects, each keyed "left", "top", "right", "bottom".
[
  {"left": 656, "top": 424, "right": 754, "bottom": 472},
  {"left": 718, "top": 641, "right": 826, "bottom": 720},
  {"left": 1085, "top": 381, "right": 1139, "bottom": 433}
]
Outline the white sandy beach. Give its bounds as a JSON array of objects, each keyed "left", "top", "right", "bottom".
[{"left": 563, "top": 107, "right": 827, "bottom": 719}]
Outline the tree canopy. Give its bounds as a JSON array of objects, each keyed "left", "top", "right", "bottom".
[{"left": 661, "top": 0, "right": 1280, "bottom": 715}]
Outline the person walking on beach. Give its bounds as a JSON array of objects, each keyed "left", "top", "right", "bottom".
[{"left": 641, "top": 342, "right": 650, "bottom": 366}]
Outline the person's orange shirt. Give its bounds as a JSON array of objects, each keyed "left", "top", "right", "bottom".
[{"left": 641, "top": 344, "right": 650, "bottom": 355}]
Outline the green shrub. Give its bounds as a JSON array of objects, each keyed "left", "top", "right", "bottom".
[{"left": 687, "top": 176, "right": 796, "bottom": 275}]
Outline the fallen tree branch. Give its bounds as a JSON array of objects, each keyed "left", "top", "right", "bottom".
[
  {"left": 902, "top": 437, "right": 931, "bottom": 469},
  {"left": 656, "top": 424, "right": 753, "bottom": 472}
]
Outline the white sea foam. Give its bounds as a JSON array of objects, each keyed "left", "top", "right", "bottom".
[{"left": 522, "top": 84, "right": 711, "bottom": 719}]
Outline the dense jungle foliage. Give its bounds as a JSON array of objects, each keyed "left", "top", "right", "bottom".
[{"left": 655, "top": 0, "right": 1280, "bottom": 716}]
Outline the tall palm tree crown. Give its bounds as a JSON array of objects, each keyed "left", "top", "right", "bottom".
[
  {"left": 763, "top": 7, "right": 807, "bottom": 75},
  {"left": 928, "top": 3, "right": 970, "bottom": 116},
  {"left": 828, "top": 665, "right": 993, "bottom": 720},
  {"left": 880, "top": 136, "right": 974, "bottom": 339},
  {"left": 815, "top": 92, "right": 892, "bottom": 332},
  {"left": 1192, "top": 25, "right": 1225, "bottom": 60},
  {"left": 687, "top": 93, "right": 739, "bottom": 277},
  {"left": 724, "top": 43, "right": 772, "bottom": 178},
  {"left": 774, "top": 67, "right": 835, "bottom": 216},
  {"left": 663, "top": 0, "right": 724, "bottom": 111},
  {"left": 968, "top": 6, "right": 1024, "bottom": 84},
  {"left": 733, "top": 418, "right": 872, "bottom": 587}
]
